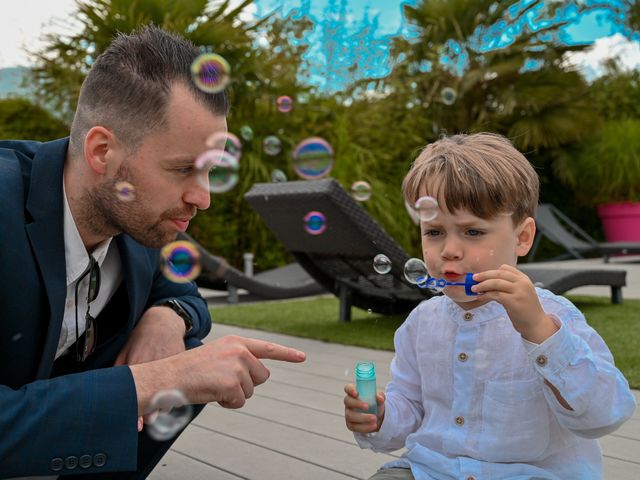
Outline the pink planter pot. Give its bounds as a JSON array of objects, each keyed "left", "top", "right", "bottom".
[{"left": 597, "top": 202, "right": 640, "bottom": 242}]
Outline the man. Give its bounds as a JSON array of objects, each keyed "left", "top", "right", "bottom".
[{"left": 0, "top": 26, "right": 306, "bottom": 479}]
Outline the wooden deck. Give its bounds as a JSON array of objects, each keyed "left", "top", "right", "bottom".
[{"left": 149, "top": 324, "right": 640, "bottom": 480}]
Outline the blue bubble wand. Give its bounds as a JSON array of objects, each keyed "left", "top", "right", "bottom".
[{"left": 417, "top": 273, "right": 479, "bottom": 296}]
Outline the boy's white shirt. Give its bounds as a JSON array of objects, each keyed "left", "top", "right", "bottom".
[{"left": 355, "top": 288, "right": 637, "bottom": 480}]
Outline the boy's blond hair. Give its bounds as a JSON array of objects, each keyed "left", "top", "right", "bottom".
[{"left": 402, "top": 132, "right": 539, "bottom": 225}]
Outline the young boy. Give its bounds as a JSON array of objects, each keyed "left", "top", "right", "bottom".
[{"left": 344, "top": 132, "right": 637, "bottom": 480}]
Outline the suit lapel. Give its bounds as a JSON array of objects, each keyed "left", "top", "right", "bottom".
[
  {"left": 25, "top": 138, "right": 70, "bottom": 379},
  {"left": 116, "top": 234, "right": 154, "bottom": 332}
]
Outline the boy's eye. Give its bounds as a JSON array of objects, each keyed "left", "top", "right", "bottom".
[
  {"left": 176, "top": 166, "right": 194, "bottom": 175},
  {"left": 466, "top": 229, "right": 483, "bottom": 236},
  {"left": 423, "top": 229, "right": 441, "bottom": 237}
]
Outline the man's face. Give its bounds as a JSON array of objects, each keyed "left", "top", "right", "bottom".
[
  {"left": 420, "top": 198, "right": 529, "bottom": 309},
  {"left": 95, "top": 83, "right": 227, "bottom": 248}
]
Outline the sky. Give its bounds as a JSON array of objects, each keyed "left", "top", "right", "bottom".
[{"left": 0, "top": 0, "right": 639, "bottom": 83}]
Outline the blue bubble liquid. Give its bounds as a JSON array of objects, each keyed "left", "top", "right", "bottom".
[{"left": 355, "top": 361, "right": 377, "bottom": 416}]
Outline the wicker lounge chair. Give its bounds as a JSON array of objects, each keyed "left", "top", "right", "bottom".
[
  {"left": 529, "top": 203, "right": 640, "bottom": 262},
  {"left": 177, "top": 232, "right": 326, "bottom": 300},
  {"left": 244, "top": 180, "right": 627, "bottom": 319}
]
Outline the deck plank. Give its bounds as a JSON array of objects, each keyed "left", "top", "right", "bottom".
[
  {"left": 171, "top": 421, "right": 359, "bottom": 479},
  {"left": 148, "top": 449, "right": 243, "bottom": 479}
]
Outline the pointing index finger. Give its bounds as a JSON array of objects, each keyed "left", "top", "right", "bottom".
[{"left": 243, "top": 338, "right": 306, "bottom": 363}]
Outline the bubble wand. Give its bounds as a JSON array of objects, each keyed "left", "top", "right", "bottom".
[{"left": 416, "top": 273, "right": 479, "bottom": 296}]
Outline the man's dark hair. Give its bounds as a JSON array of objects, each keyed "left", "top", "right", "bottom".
[{"left": 69, "top": 25, "right": 229, "bottom": 156}]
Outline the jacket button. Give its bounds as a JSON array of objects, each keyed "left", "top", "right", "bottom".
[
  {"left": 65, "top": 455, "right": 78, "bottom": 469},
  {"left": 93, "top": 453, "right": 107, "bottom": 467},
  {"left": 50, "top": 458, "right": 64, "bottom": 471},
  {"left": 79, "top": 454, "right": 93, "bottom": 468}
]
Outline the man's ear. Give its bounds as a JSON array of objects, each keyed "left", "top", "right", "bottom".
[
  {"left": 515, "top": 216, "right": 536, "bottom": 257},
  {"left": 83, "top": 126, "right": 118, "bottom": 175}
]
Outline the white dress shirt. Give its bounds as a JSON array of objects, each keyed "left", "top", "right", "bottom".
[
  {"left": 356, "top": 289, "right": 637, "bottom": 480},
  {"left": 55, "top": 183, "right": 123, "bottom": 360}
]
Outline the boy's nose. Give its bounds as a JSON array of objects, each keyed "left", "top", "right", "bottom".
[{"left": 440, "top": 239, "right": 463, "bottom": 260}]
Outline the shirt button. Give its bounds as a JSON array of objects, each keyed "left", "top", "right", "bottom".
[
  {"left": 466, "top": 476, "right": 476, "bottom": 480},
  {"left": 463, "top": 312, "right": 473, "bottom": 321},
  {"left": 458, "top": 352, "right": 468, "bottom": 362},
  {"left": 455, "top": 416, "right": 465, "bottom": 426},
  {"left": 536, "top": 355, "right": 548, "bottom": 366}
]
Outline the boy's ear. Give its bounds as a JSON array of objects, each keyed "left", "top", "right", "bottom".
[{"left": 515, "top": 217, "right": 536, "bottom": 257}]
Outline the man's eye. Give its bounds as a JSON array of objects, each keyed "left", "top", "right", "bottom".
[{"left": 176, "top": 167, "right": 193, "bottom": 175}]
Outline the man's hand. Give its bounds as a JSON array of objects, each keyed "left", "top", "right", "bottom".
[
  {"left": 129, "top": 335, "right": 306, "bottom": 416},
  {"left": 114, "top": 306, "right": 186, "bottom": 367},
  {"left": 471, "top": 264, "right": 559, "bottom": 343}
]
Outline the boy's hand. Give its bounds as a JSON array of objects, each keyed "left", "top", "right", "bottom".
[
  {"left": 344, "top": 383, "right": 385, "bottom": 433},
  {"left": 471, "top": 264, "right": 559, "bottom": 343}
]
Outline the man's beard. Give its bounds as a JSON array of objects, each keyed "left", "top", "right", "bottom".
[{"left": 80, "top": 166, "right": 194, "bottom": 249}]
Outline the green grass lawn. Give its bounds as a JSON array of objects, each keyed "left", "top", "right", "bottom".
[{"left": 211, "top": 295, "right": 640, "bottom": 389}]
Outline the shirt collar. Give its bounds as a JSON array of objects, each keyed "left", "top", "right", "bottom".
[
  {"left": 63, "top": 179, "right": 112, "bottom": 286},
  {"left": 443, "top": 295, "right": 507, "bottom": 325}
]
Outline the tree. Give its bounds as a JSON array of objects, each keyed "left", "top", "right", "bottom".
[{"left": 0, "top": 98, "right": 69, "bottom": 141}]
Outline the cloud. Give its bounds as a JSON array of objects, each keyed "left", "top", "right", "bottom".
[
  {"left": 564, "top": 33, "right": 640, "bottom": 80},
  {"left": 0, "top": 0, "right": 78, "bottom": 68}
]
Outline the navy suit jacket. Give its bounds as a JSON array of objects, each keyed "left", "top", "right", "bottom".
[{"left": 0, "top": 138, "right": 212, "bottom": 477}]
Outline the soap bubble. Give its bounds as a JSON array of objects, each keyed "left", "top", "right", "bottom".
[
  {"left": 373, "top": 254, "right": 392, "bottom": 274},
  {"left": 271, "top": 169, "right": 287, "bottom": 183},
  {"left": 404, "top": 200, "right": 420, "bottom": 225},
  {"left": 277, "top": 95, "right": 293, "bottom": 113},
  {"left": 194, "top": 149, "right": 239, "bottom": 193},
  {"left": 441, "top": 87, "right": 457, "bottom": 106},
  {"left": 160, "top": 241, "right": 202, "bottom": 283},
  {"left": 263, "top": 135, "right": 282, "bottom": 156},
  {"left": 404, "top": 258, "right": 428, "bottom": 284},
  {"left": 190, "top": 53, "right": 230, "bottom": 93},
  {"left": 303, "top": 211, "right": 327, "bottom": 235},
  {"left": 240, "top": 125, "right": 254, "bottom": 141},
  {"left": 115, "top": 181, "right": 135, "bottom": 202},
  {"left": 292, "top": 137, "right": 334, "bottom": 180},
  {"left": 415, "top": 196, "right": 439, "bottom": 222},
  {"left": 351, "top": 181, "right": 372, "bottom": 202},
  {"left": 146, "top": 389, "right": 193, "bottom": 442},
  {"left": 206, "top": 132, "right": 242, "bottom": 160}
]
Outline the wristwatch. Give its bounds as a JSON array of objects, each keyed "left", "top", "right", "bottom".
[{"left": 158, "top": 299, "right": 194, "bottom": 336}]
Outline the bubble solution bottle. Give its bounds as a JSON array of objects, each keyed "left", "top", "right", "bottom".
[{"left": 355, "top": 361, "right": 378, "bottom": 416}]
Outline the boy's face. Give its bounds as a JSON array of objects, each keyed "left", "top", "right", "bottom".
[{"left": 420, "top": 197, "right": 535, "bottom": 310}]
